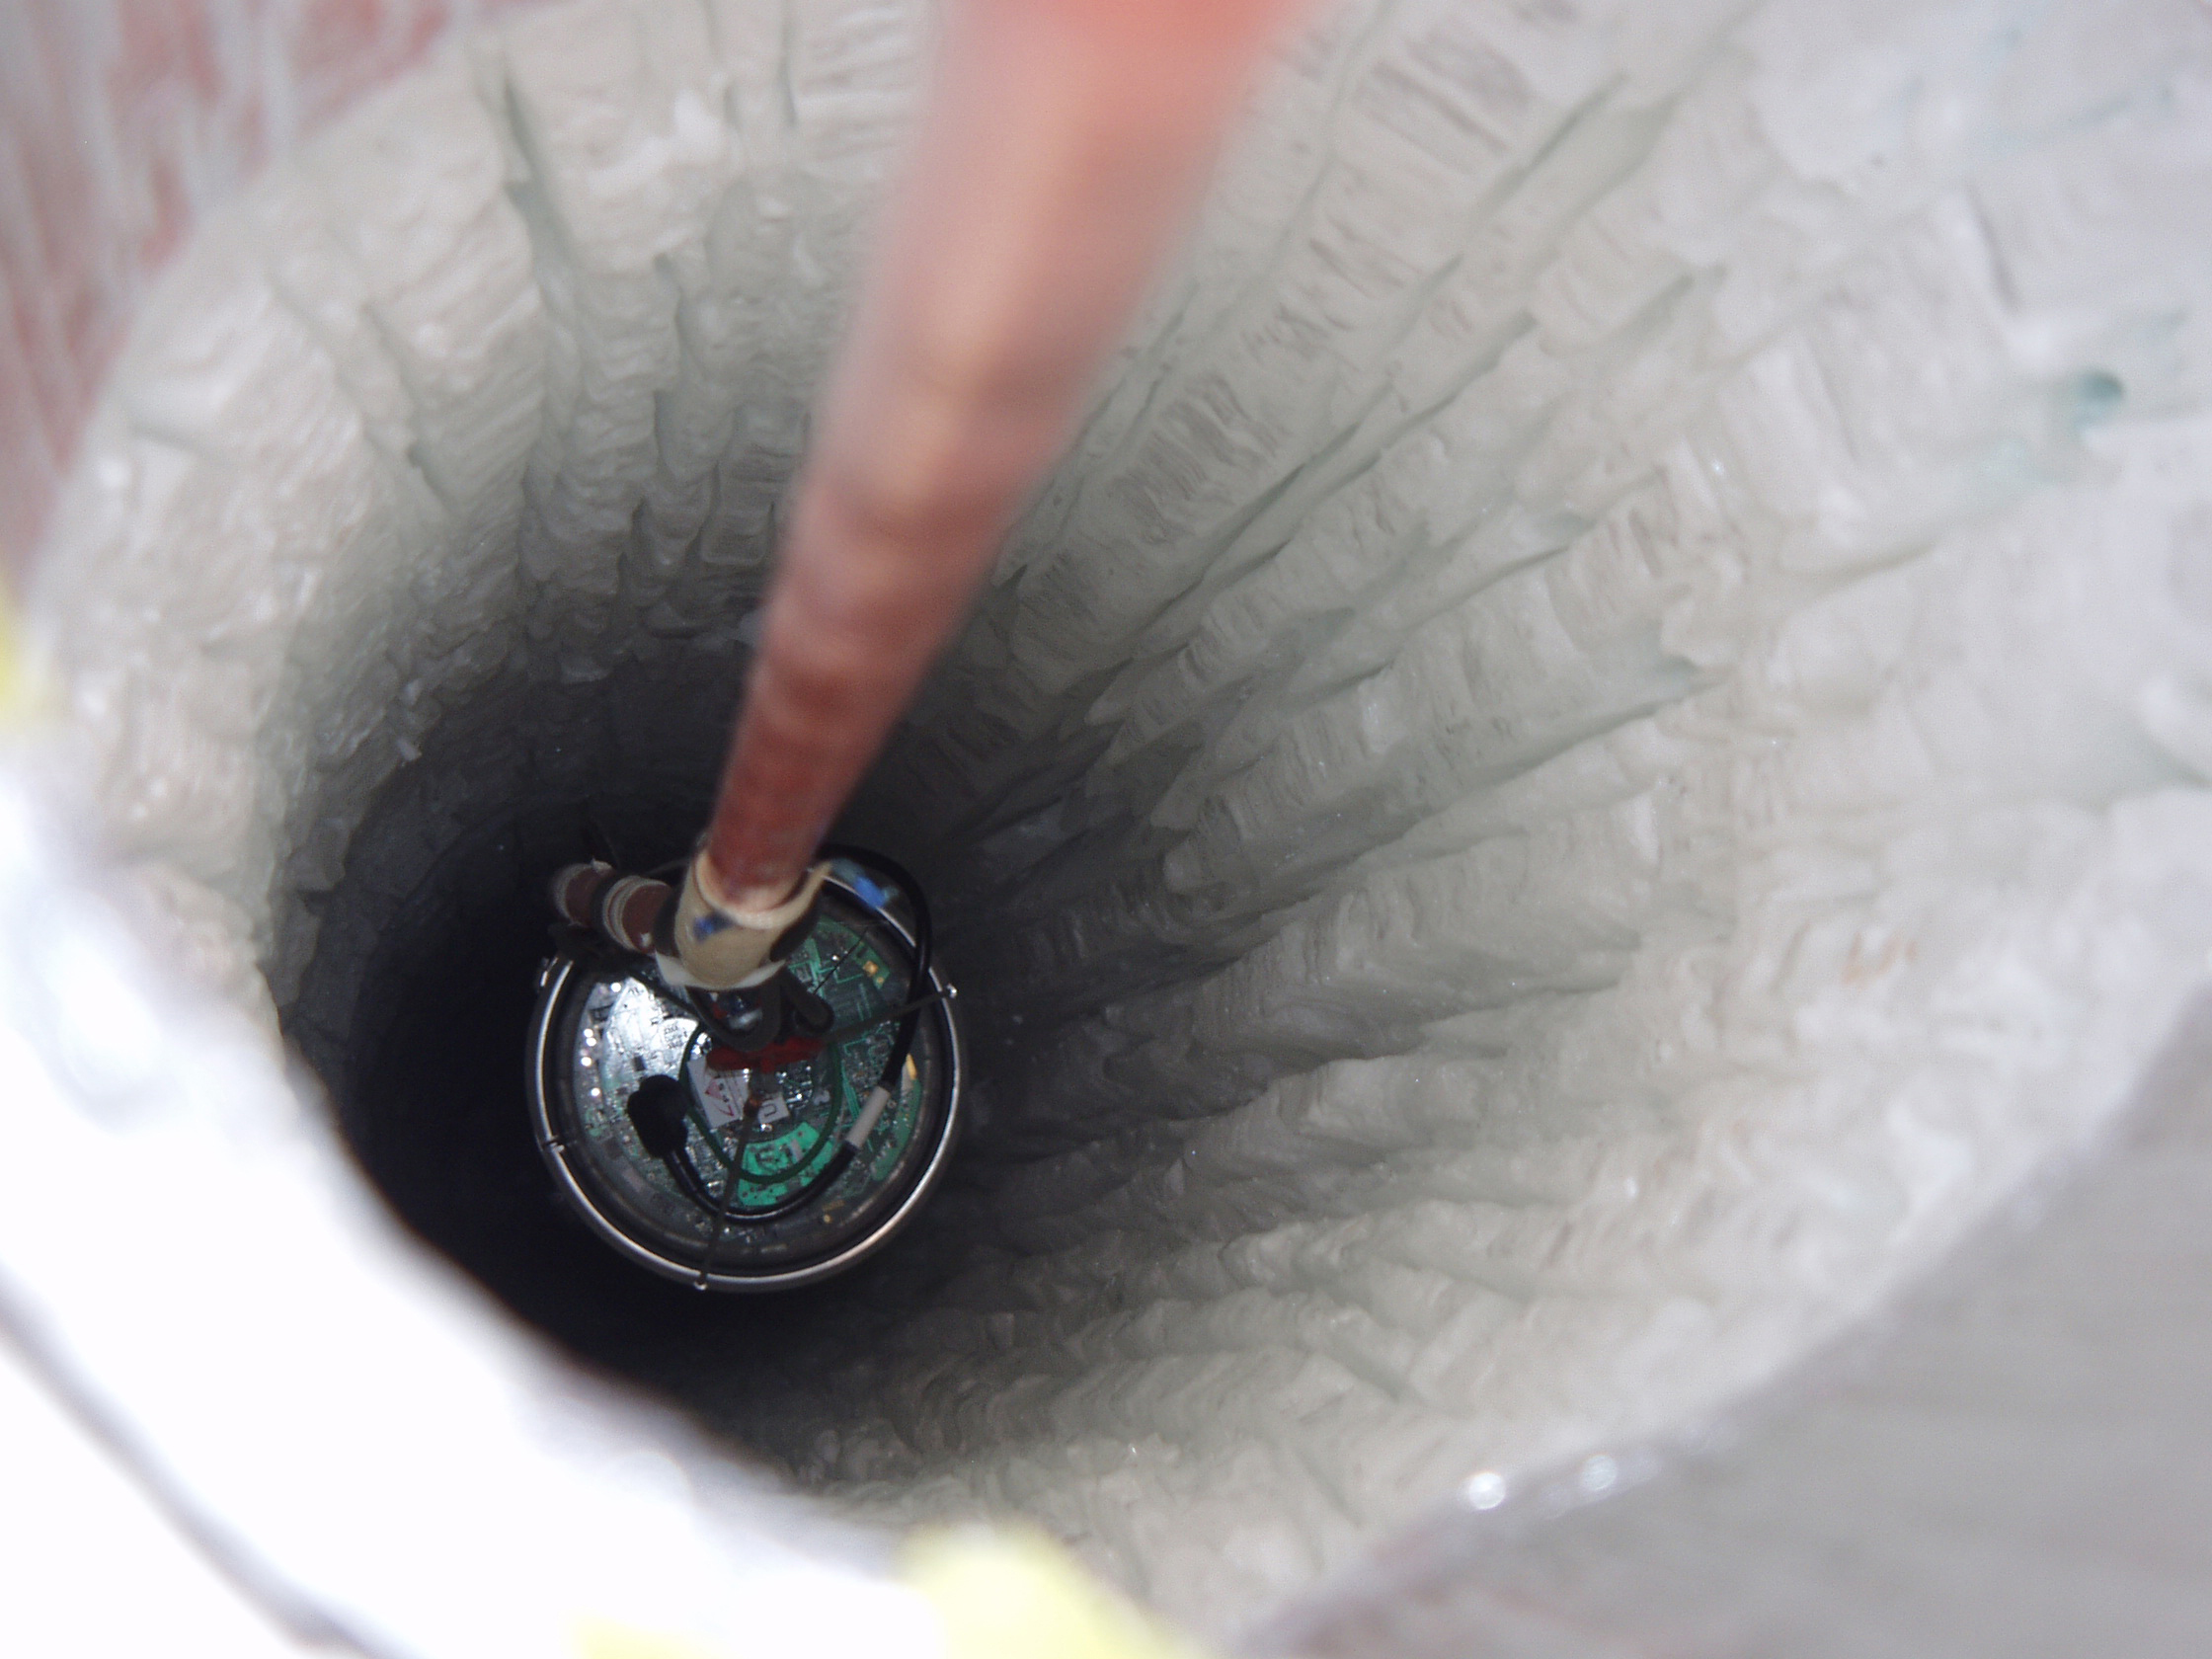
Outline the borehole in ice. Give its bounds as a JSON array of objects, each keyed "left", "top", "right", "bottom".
[{"left": 27, "top": 0, "right": 2212, "bottom": 1629}]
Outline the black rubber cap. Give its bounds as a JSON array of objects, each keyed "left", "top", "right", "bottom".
[{"left": 625, "top": 1073, "right": 691, "bottom": 1159}]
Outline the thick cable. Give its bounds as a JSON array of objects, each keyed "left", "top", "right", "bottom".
[{"left": 698, "top": 0, "right": 1308, "bottom": 907}]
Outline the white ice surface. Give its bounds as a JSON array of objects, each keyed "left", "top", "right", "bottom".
[
  {"left": 0, "top": 783, "right": 933, "bottom": 1659},
  {"left": 24, "top": 0, "right": 2212, "bottom": 1633},
  {"left": 0, "top": 1338, "right": 313, "bottom": 1659}
]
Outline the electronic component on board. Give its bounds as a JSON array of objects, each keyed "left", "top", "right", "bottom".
[{"left": 526, "top": 851, "right": 961, "bottom": 1291}]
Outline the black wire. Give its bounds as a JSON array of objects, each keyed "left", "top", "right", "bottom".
[
  {"left": 684, "top": 1142, "right": 857, "bottom": 1224},
  {"left": 667, "top": 1137, "right": 853, "bottom": 1223},
  {"left": 818, "top": 843, "right": 934, "bottom": 1104}
]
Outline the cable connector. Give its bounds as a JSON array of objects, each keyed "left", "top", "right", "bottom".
[
  {"left": 549, "top": 861, "right": 666, "bottom": 955},
  {"left": 667, "top": 854, "right": 830, "bottom": 991}
]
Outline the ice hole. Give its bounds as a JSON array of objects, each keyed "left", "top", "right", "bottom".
[{"left": 21, "top": 0, "right": 2212, "bottom": 1629}]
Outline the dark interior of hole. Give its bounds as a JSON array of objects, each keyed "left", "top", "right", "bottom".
[{"left": 280, "top": 704, "right": 992, "bottom": 1438}]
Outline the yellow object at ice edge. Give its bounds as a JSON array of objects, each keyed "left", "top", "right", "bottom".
[
  {"left": 571, "top": 1615, "right": 727, "bottom": 1659},
  {"left": 0, "top": 587, "right": 36, "bottom": 723},
  {"left": 907, "top": 1528, "right": 1208, "bottom": 1659}
]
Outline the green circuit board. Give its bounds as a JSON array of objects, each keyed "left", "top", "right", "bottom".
[{"left": 566, "top": 911, "right": 924, "bottom": 1231}]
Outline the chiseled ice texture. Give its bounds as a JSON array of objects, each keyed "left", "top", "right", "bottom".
[{"left": 28, "top": 0, "right": 2212, "bottom": 1631}]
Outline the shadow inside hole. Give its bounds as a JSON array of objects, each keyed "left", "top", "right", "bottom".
[{"left": 284, "top": 777, "right": 927, "bottom": 1426}]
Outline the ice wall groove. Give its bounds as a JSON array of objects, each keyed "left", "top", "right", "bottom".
[
  {"left": 25, "top": 0, "right": 2212, "bottom": 1636},
  {"left": 776, "top": 0, "right": 2212, "bottom": 1620}
]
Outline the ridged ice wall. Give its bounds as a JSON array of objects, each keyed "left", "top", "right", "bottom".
[{"left": 27, "top": 0, "right": 2212, "bottom": 1629}]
